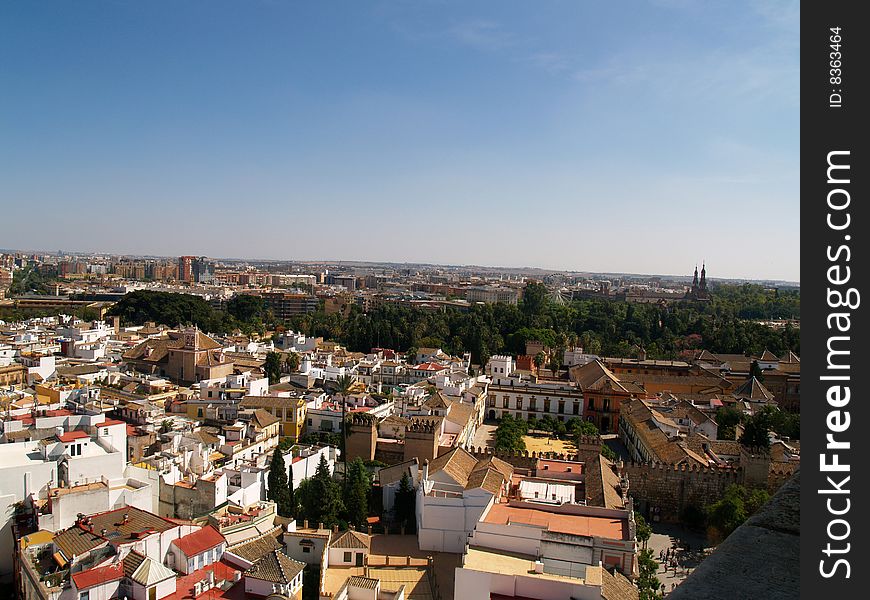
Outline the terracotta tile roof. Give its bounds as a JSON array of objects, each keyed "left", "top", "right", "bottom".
[
  {"left": 227, "top": 532, "right": 282, "bottom": 563},
  {"left": 732, "top": 377, "right": 775, "bottom": 401},
  {"left": 584, "top": 455, "right": 625, "bottom": 509},
  {"left": 330, "top": 530, "right": 370, "bottom": 549},
  {"left": 444, "top": 401, "right": 474, "bottom": 426},
  {"left": 172, "top": 525, "right": 225, "bottom": 557},
  {"left": 245, "top": 549, "right": 305, "bottom": 584},
  {"left": 568, "top": 361, "right": 634, "bottom": 394},
  {"left": 347, "top": 576, "right": 379, "bottom": 590},
  {"left": 250, "top": 408, "right": 281, "bottom": 429},
  {"left": 465, "top": 467, "right": 505, "bottom": 495},
  {"left": 427, "top": 447, "right": 479, "bottom": 487},
  {"left": 472, "top": 455, "right": 514, "bottom": 481},
  {"left": 601, "top": 567, "right": 639, "bottom": 600},
  {"left": 377, "top": 458, "right": 418, "bottom": 486},
  {"left": 422, "top": 391, "right": 452, "bottom": 410},
  {"left": 123, "top": 551, "right": 146, "bottom": 578},
  {"left": 71, "top": 562, "right": 123, "bottom": 590},
  {"left": 58, "top": 430, "right": 89, "bottom": 443},
  {"left": 55, "top": 506, "right": 177, "bottom": 559}
]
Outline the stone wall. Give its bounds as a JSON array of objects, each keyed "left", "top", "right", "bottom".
[{"left": 624, "top": 462, "right": 743, "bottom": 522}]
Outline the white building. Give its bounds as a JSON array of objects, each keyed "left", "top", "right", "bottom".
[{"left": 416, "top": 449, "right": 513, "bottom": 553}]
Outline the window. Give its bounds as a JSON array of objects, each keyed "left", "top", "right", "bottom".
[
  {"left": 197, "top": 408, "right": 204, "bottom": 417},
  {"left": 80, "top": 592, "right": 90, "bottom": 600},
  {"left": 566, "top": 467, "right": 572, "bottom": 473},
  {"left": 551, "top": 494, "right": 557, "bottom": 500},
  {"left": 542, "top": 465, "right": 549, "bottom": 470},
  {"left": 543, "top": 399, "right": 550, "bottom": 413},
  {"left": 103, "top": 428, "right": 109, "bottom": 435},
  {"left": 588, "top": 399, "right": 595, "bottom": 411},
  {"left": 307, "top": 419, "right": 313, "bottom": 426},
  {"left": 502, "top": 398, "right": 509, "bottom": 408},
  {"left": 303, "top": 546, "right": 311, "bottom": 553},
  {"left": 534, "top": 491, "right": 539, "bottom": 498},
  {"left": 529, "top": 399, "right": 536, "bottom": 411},
  {"left": 603, "top": 399, "right": 610, "bottom": 411},
  {"left": 558, "top": 400, "right": 565, "bottom": 414},
  {"left": 573, "top": 403, "right": 580, "bottom": 415},
  {"left": 516, "top": 398, "right": 523, "bottom": 410},
  {"left": 344, "top": 552, "right": 352, "bottom": 562}
]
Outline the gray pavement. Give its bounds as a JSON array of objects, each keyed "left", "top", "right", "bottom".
[{"left": 646, "top": 523, "right": 712, "bottom": 596}]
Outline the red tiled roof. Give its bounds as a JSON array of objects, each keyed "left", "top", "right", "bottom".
[
  {"left": 45, "top": 409, "right": 73, "bottom": 417},
  {"left": 162, "top": 559, "right": 240, "bottom": 600},
  {"left": 72, "top": 562, "right": 123, "bottom": 590},
  {"left": 101, "top": 419, "right": 126, "bottom": 426},
  {"left": 172, "top": 525, "right": 225, "bottom": 557},
  {"left": 59, "top": 430, "right": 90, "bottom": 443}
]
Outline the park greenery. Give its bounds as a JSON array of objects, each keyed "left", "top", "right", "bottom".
[
  {"left": 106, "top": 283, "right": 799, "bottom": 365},
  {"left": 8, "top": 264, "right": 58, "bottom": 295},
  {"left": 493, "top": 414, "right": 618, "bottom": 459}
]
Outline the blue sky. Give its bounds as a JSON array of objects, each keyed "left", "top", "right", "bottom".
[{"left": 0, "top": 0, "right": 799, "bottom": 281}]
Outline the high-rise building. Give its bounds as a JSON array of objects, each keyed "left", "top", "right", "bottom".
[{"left": 178, "top": 255, "right": 195, "bottom": 282}]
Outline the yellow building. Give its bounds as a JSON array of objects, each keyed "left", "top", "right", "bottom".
[{"left": 239, "top": 395, "right": 307, "bottom": 440}]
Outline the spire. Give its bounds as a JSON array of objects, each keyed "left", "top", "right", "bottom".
[
  {"left": 700, "top": 262, "right": 707, "bottom": 290},
  {"left": 692, "top": 265, "right": 699, "bottom": 291}
]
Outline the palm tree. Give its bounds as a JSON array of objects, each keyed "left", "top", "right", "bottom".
[
  {"left": 335, "top": 374, "right": 356, "bottom": 485},
  {"left": 534, "top": 351, "right": 546, "bottom": 374}
]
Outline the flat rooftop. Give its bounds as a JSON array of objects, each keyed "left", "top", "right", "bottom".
[
  {"left": 0, "top": 442, "right": 48, "bottom": 468},
  {"left": 484, "top": 504, "right": 627, "bottom": 540},
  {"left": 462, "top": 546, "right": 602, "bottom": 586}
]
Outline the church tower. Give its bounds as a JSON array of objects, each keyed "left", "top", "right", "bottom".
[{"left": 700, "top": 263, "right": 708, "bottom": 292}]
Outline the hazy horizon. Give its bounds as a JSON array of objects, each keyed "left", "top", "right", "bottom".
[{"left": 1, "top": 1, "right": 800, "bottom": 281}]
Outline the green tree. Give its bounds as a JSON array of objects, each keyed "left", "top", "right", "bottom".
[
  {"left": 394, "top": 471, "right": 417, "bottom": 532},
  {"left": 264, "top": 352, "right": 283, "bottom": 384},
  {"left": 637, "top": 549, "right": 664, "bottom": 600},
  {"left": 601, "top": 444, "right": 618, "bottom": 461},
  {"left": 749, "top": 360, "right": 765, "bottom": 381},
  {"left": 521, "top": 281, "right": 549, "bottom": 323},
  {"left": 285, "top": 352, "right": 301, "bottom": 372},
  {"left": 740, "top": 409, "right": 772, "bottom": 448},
  {"left": 296, "top": 455, "right": 344, "bottom": 528},
  {"left": 634, "top": 511, "right": 652, "bottom": 548},
  {"left": 344, "top": 457, "right": 372, "bottom": 529},
  {"left": 335, "top": 374, "right": 356, "bottom": 483},
  {"left": 706, "top": 484, "right": 770, "bottom": 543},
  {"left": 533, "top": 351, "right": 546, "bottom": 372},
  {"left": 267, "top": 447, "right": 296, "bottom": 518},
  {"left": 493, "top": 414, "right": 527, "bottom": 452},
  {"left": 715, "top": 406, "right": 743, "bottom": 441}
]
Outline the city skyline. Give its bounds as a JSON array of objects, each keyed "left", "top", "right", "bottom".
[{"left": 1, "top": 0, "right": 799, "bottom": 281}]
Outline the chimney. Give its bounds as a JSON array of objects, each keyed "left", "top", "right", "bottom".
[
  {"left": 55, "top": 426, "right": 64, "bottom": 439},
  {"left": 422, "top": 459, "right": 429, "bottom": 482},
  {"left": 123, "top": 513, "right": 129, "bottom": 524},
  {"left": 101, "top": 528, "right": 108, "bottom": 536},
  {"left": 333, "top": 524, "right": 339, "bottom": 534}
]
